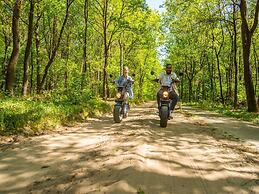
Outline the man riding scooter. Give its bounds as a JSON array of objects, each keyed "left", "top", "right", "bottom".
[{"left": 155, "top": 63, "right": 180, "bottom": 119}]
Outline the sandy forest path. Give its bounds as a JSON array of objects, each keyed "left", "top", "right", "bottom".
[{"left": 0, "top": 102, "right": 258, "bottom": 194}]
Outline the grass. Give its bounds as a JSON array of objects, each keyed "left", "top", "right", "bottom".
[
  {"left": 0, "top": 91, "right": 112, "bottom": 136},
  {"left": 184, "top": 101, "right": 259, "bottom": 124}
]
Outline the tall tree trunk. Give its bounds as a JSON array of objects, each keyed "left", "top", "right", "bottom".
[
  {"left": 1, "top": 37, "right": 10, "bottom": 90},
  {"left": 180, "top": 74, "right": 184, "bottom": 101},
  {"left": 233, "top": 2, "right": 238, "bottom": 109},
  {"left": 240, "top": 0, "right": 259, "bottom": 112},
  {"left": 215, "top": 52, "right": 224, "bottom": 104},
  {"left": 30, "top": 48, "right": 34, "bottom": 93},
  {"left": 102, "top": 0, "right": 108, "bottom": 100},
  {"left": 103, "top": 53, "right": 108, "bottom": 99},
  {"left": 5, "top": 0, "right": 21, "bottom": 96},
  {"left": 64, "top": 33, "right": 70, "bottom": 89},
  {"left": 22, "top": 0, "right": 35, "bottom": 96},
  {"left": 188, "top": 79, "right": 193, "bottom": 102},
  {"left": 39, "top": 0, "right": 75, "bottom": 92},
  {"left": 34, "top": 0, "right": 41, "bottom": 93},
  {"left": 119, "top": 38, "right": 124, "bottom": 76},
  {"left": 212, "top": 25, "right": 225, "bottom": 104},
  {"left": 81, "top": 0, "right": 89, "bottom": 91},
  {"left": 35, "top": 23, "right": 41, "bottom": 93},
  {"left": 207, "top": 57, "right": 214, "bottom": 101},
  {"left": 253, "top": 42, "right": 258, "bottom": 97}
]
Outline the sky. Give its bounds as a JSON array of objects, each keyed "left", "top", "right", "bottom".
[
  {"left": 146, "top": 0, "right": 167, "bottom": 62},
  {"left": 146, "top": 0, "right": 165, "bottom": 13}
]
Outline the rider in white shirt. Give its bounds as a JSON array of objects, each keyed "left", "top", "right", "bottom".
[{"left": 156, "top": 64, "right": 180, "bottom": 115}]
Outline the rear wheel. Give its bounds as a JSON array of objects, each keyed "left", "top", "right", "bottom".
[
  {"left": 160, "top": 105, "right": 168, "bottom": 127},
  {"left": 113, "top": 105, "right": 123, "bottom": 123}
]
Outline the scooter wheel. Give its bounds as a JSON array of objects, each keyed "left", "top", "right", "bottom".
[{"left": 113, "top": 106, "right": 123, "bottom": 123}]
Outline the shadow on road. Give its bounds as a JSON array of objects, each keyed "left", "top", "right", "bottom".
[{"left": 0, "top": 103, "right": 258, "bottom": 194}]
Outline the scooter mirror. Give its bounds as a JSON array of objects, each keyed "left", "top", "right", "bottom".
[{"left": 179, "top": 72, "right": 184, "bottom": 76}]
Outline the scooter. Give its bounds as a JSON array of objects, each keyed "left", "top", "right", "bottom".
[
  {"left": 151, "top": 70, "right": 179, "bottom": 127},
  {"left": 112, "top": 78, "right": 134, "bottom": 123},
  {"left": 157, "top": 85, "right": 173, "bottom": 127}
]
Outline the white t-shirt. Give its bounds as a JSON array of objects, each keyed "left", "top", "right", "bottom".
[{"left": 158, "top": 72, "right": 178, "bottom": 87}]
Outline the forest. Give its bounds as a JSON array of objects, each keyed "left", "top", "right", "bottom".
[{"left": 0, "top": 0, "right": 258, "bottom": 134}]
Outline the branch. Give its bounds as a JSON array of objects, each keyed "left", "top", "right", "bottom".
[
  {"left": 251, "top": 0, "right": 259, "bottom": 34},
  {"left": 93, "top": 2, "right": 104, "bottom": 17},
  {"left": 88, "top": 18, "right": 104, "bottom": 38},
  {"left": 2, "top": 0, "right": 12, "bottom": 10},
  {"left": 107, "top": 0, "right": 126, "bottom": 29}
]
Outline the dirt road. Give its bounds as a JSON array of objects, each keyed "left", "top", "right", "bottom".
[{"left": 0, "top": 102, "right": 258, "bottom": 194}]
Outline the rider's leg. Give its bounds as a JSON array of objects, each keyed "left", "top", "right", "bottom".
[{"left": 169, "top": 91, "right": 179, "bottom": 112}]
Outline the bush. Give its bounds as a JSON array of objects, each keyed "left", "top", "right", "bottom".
[
  {"left": 0, "top": 93, "right": 112, "bottom": 136},
  {"left": 185, "top": 101, "right": 259, "bottom": 124}
]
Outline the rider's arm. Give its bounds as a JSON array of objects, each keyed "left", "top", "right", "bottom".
[
  {"left": 114, "top": 76, "right": 122, "bottom": 86},
  {"left": 128, "top": 76, "right": 134, "bottom": 83},
  {"left": 126, "top": 76, "right": 134, "bottom": 87},
  {"left": 171, "top": 72, "right": 180, "bottom": 83},
  {"left": 157, "top": 72, "right": 164, "bottom": 84},
  {"left": 152, "top": 78, "right": 160, "bottom": 82}
]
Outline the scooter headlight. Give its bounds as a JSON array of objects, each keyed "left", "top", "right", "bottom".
[
  {"left": 162, "top": 91, "right": 169, "bottom": 98},
  {"left": 116, "top": 92, "right": 122, "bottom": 99}
]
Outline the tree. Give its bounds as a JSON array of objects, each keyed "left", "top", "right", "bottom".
[
  {"left": 5, "top": 0, "right": 22, "bottom": 95},
  {"left": 22, "top": 0, "right": 35, "bottom": 96},
  {"left": 81, "top": 0, "right": 89, "bottom": 90},
  {"left": 38, "top": 0, "right": 75, "bottom": 92},
  {"left": 240, "top": 0, "right": 259, "bottom": 112}
]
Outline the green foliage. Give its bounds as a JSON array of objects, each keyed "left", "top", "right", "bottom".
[
  {"left": 0, "top": 93, "right": 112, "bottom": 136},
  {"left": 162, "top": 0, "right": 259, "bottom": 110},
  {"left": 186, "top": 101, "right": 259, "bottom": 124},
  {"left": 0, "top": 0, "right": 162, "bottom": 101}
]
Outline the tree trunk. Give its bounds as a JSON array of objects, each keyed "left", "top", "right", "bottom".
[
  {"left": 64, "top": 33, "right": 70, "bottom": 89},
  {"left": 253, "top": 42, "right": 258, "bottom": 97},
  {"left": 233, "top": 2, "right": 238, "bottom": 109},
  {"left": 35, "top": 24, "right": 41, "bottom": 93},
  {"left": 119, "top": 38, "right": 124, "bottom": 76},
  {"left": 1, "top": 37, "right": 10, "bottom": 90},
  {"left": 81, "top": 0, "right": 89, "bottom": 91},
  {"left": 103, "top": 53, "right": 108, "bottom": 99},
  {"left": 215, "top": 52, "right": 224, "bottom": 104},
  {"left": 212, "top": 25, "right": 225, "bottom": 105},
  {"left": 22, "top": 0, "right": 35, "bottom": 96},
  {"left": 188, "top": 79, "right": 193, "bottom": 102},
  {"left": 180, "top": 74, "right": 184, "bottom": 101},
  {"left": 102, "top": 0, "right": 108, "bottom": 100},
  {"left": 240, "top": 0, "right": 259, "bottom": 112},
  {"left": 5, "top": 0, "right": 21, "bottom": 96},
  {"left": 30, "top": 48, "right": 34, "bottom": 93}
]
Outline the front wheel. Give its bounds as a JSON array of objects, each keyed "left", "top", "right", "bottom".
[
  {"left": 160, "top": 105, "right": 169, "bottom": 127},
  {"left": 113, "top": 105, "right": 123, "bottom": 123}
]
